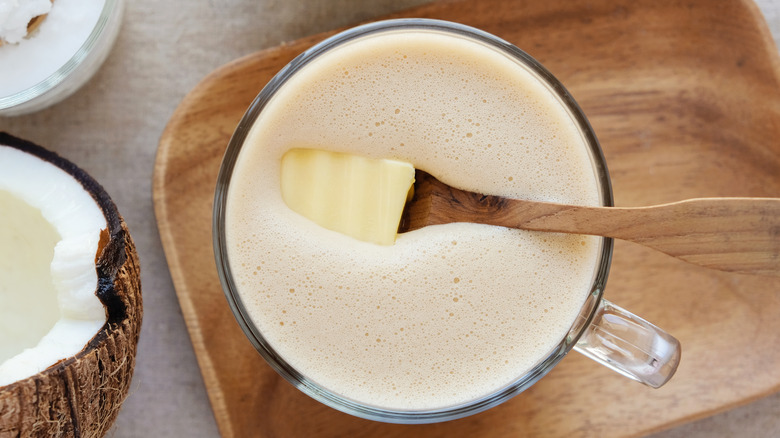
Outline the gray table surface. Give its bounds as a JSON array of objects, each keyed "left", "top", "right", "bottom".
[{"left": 2, "top": 1, "right": 779, "bottom": 437}]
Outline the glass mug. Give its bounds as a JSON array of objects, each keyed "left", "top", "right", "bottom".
[{"left": 213, "top": 19, "right": 680, "bottom": 423}]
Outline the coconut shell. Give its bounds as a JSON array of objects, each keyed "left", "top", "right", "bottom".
[{"left": 0, "top": 133, "right": 142, "bottom": 438}]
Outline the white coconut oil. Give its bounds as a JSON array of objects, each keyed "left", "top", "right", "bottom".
[
  {"left": 0, "top": 0, "right": 124, "bottom": 117},
  {"left": 0, "top": 0, "right": 104, "bottom": 97},
  {"left": 0, "top": 0, "right": 53, "bottom": 44}
]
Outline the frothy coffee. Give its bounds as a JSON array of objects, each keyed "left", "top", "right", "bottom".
[{"left": 225, "top": 29, "right": 602, "bottom": 411}]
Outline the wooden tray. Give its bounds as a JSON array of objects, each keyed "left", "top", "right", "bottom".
[{"left": 153, "top": 0, "right": 780, "bottom": 436}]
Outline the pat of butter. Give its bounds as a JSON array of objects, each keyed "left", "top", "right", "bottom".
[{"left": 280, "top": 148, "right": 415, "bottom": 245}]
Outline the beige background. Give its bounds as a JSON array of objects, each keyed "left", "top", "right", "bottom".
[{"left": 1, "top": 1, "right": 779, "bottom": 437}]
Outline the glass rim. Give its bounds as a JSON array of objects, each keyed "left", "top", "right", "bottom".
[
  {"left": 213, "top": 18, "right": 614, "bottom": 423},
  {"left": 0, "top": 0, "right": 122, "bottom": 110}
]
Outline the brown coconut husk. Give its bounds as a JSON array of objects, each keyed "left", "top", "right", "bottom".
[{"left": 0, "top": 133, "right": 143, "bottom": 438}]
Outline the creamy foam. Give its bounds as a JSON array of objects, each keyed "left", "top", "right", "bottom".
[{"left": 225, "top": 29, "right": 602, "bottom": 411}]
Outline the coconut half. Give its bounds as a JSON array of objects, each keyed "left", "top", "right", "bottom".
[{"left": 0, "top": 132, "right": 142, "bottom": 437}]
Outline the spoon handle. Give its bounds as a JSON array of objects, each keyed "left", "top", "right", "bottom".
[{"left": 487, "top": 197, "right": 780, "bottom": 276}]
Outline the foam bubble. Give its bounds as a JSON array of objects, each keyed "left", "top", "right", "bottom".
[{"left": 225, "top": 30, "right": 602, "bottom": 411}]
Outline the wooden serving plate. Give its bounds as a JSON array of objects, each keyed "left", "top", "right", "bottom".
[{"left": 153, "top": 0, "right": 780, "bottom": 436}]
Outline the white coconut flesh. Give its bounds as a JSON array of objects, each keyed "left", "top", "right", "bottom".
[{"left": 0, "top": 144, "right": 107, "bottom": 386}]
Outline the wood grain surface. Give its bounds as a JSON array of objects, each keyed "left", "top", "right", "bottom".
[
  {"left": 153, "top": 0, "right": 780, "bottom": 437},
  {"left": 403, "top": 170, "right": 780, "bottom": 276}
]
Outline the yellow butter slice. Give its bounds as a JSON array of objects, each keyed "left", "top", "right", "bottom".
[{"left": 280, "top": 148, "right": 415, "bottom": 245}]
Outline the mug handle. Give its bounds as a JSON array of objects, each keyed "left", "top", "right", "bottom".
[{"left": 573, "top": 299, "right": 681, "bottom": 388}]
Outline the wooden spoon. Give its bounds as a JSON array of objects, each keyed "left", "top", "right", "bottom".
[{"left": 399, "top": 170, "right": 780, "bottom": 276}]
